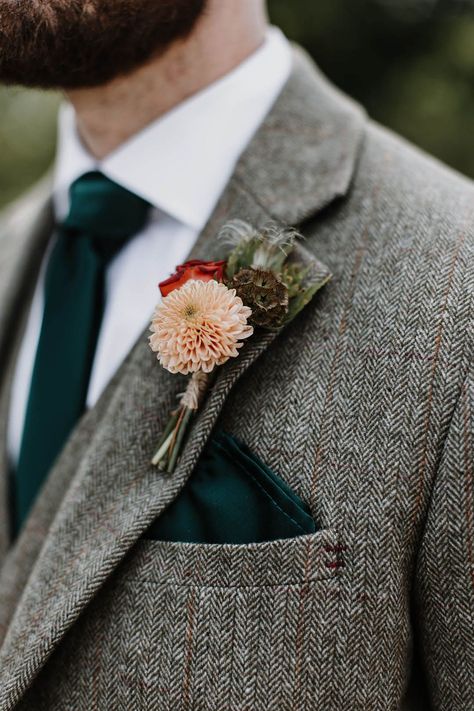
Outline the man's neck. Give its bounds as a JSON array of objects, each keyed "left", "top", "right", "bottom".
[{"left": 66, "top": 1, "right": 267, "bottom": 160}]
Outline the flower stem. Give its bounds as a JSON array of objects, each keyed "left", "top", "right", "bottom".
[
  {"left": 167, "top": 407, "right": 193, "bottom": 473},
  {"left": 151, "top": 410, "right": 179, "bottom": 466},
  {"left": 151, "top": 369, "right": 212, "bottom": 472},
  {"left": 151, "top": 431, "right": 174, "bottom": 467}
]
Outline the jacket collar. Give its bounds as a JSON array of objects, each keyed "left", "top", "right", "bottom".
[
  {"left": 0, "top": 47, "right": 365, "bottom": 707},
  {"left": 234, "top": 44, "right": 365, "bottom": 225}
]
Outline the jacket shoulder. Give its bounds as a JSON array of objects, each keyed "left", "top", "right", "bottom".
[
  {"left": 359, "top": 119, "right": 474, "bottom": 241},
  {"left": 308, "top": 117, "right": 474, "bottom": 382},
  {"left": 357, "top": 121, "right": 474, "bottom": 348}
]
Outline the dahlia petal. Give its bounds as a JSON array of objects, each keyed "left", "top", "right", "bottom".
[{"left": 149, "top": 279, "right": 253, "bottom": 375}]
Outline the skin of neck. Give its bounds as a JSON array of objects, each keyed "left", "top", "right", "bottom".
[{"left": 66, "top": 0, "right": 268, "bottom": 159}]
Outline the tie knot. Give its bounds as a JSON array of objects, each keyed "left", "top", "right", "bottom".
[{"left": 63, "top": 171, "right": 151, "bottom": 239}]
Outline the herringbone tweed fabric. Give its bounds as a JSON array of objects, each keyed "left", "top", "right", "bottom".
[{"left": 0, "top": 46, "right": 472, "bottom": 710}]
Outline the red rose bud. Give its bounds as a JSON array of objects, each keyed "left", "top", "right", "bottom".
[{"left": 159, "top": 259, "right": 227, "bottom": 297}]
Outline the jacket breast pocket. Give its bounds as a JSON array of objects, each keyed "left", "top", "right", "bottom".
[
  {"left": 29, "top": 529, "right": 347, "bottom": 710},
  {"left": 119, "top": 528, "right": 346, "bottom": 710}
]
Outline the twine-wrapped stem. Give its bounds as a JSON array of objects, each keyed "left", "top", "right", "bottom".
[{"left": 151, "top": 370, "right": 211, "bottom": 472}]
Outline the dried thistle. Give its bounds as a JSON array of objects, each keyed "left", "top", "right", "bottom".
[{"left": 232, "top": 267, "right": 289, "bottom": 328}]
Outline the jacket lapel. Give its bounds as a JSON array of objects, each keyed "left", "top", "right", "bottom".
[
  {"left": 0, "top": 178, "right": 53, "bottom": 565},
  {"left": 0, "top": 46, "right": 365, "bottom": 708}
]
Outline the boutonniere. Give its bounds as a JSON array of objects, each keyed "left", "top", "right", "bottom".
[{"left": 149, "top": 220, "right": 331, "bottom": 472}]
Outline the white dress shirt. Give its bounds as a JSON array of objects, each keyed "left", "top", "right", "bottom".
[{"left": 8, "top": 27, "right": 292, "bottom": 466}]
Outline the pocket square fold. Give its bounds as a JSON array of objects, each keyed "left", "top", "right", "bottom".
[{"left": 146, "top": 431, "right": 316, "bottom": 544}]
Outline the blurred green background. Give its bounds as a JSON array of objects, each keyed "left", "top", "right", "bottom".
[{"left": 1, "top": 0, "right": 473, "bottom": 209}]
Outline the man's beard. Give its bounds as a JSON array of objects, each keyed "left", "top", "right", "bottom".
[{"left": 0, "top": 0, "right": 207, "bottom": 89}]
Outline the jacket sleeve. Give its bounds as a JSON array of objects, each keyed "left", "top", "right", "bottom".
[{"left": 414, "top": 366, "right": 474, "bottom": 710}]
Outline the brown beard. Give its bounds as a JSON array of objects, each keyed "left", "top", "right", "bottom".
[{"left": 0, "top": 0, "right": 207, "bottom": 89}]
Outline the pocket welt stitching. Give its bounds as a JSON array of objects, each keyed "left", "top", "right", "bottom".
[{"left": 125, "top": 529, "right": 346, "bottom": 588}]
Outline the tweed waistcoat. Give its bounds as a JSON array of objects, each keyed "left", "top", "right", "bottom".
[{"left": 0, "top": 46, "right": 472, "bottom": 711}]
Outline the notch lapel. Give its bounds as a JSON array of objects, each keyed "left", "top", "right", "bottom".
[
  {"left": 0, "top": 46, "right": 365, "bottom": 708},
  {"left": 0, "top": 178, "right": 53, "bottom": 564}
]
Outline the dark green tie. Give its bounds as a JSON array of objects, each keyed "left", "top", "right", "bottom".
[{"left": 14, "top": 171, "right": 151, "bottom": 533}]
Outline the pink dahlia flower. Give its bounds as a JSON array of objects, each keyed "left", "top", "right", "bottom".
[{"left": 149, "top": 279, "right": 253, "bottom": 375}]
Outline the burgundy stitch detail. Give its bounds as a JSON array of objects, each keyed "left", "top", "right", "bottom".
[{"left": 325, "top": 561, "right": 345, "bottom": 569}]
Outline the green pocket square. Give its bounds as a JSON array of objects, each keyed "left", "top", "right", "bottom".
[{"left": 146, "top": 431, "right": 316, "bottom": 544}]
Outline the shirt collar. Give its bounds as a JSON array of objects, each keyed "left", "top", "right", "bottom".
[{"left": 53, "top": 26, "right": 292, "bottom": 231}]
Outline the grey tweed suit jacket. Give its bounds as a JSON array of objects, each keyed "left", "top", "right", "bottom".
[{"left": 0, "top": 46, "right": 472, "bottom": 711}]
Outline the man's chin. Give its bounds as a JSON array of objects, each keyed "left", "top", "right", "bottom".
[
  {"left": 0, "top": 62, "right": 144, "bottom": 92},
  {"left": 0, "top": 0, "right": 207, "bottom": 90}
]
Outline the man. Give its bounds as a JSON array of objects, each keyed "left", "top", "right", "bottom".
[{"left": 0, "top": 0, "right": 472, "bottom": 708}]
